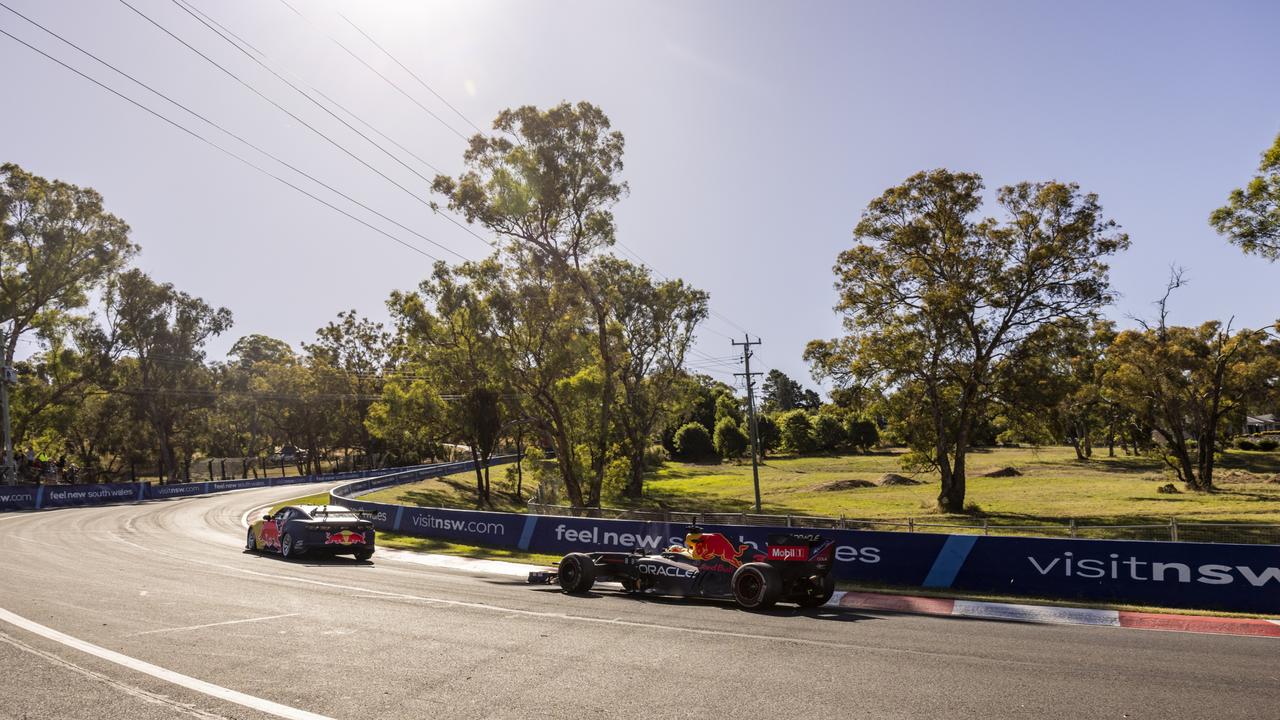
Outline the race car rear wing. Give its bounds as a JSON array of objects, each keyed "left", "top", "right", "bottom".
[{"left": 765, "top": 533, "right": 834, "bottom": 562}]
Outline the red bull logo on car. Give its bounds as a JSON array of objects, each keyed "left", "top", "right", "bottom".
[
  {"left": 686, "top": 531, "right": 750, "bottom": 567},
  {"left": 324, "top": 530, "right": 366, "bottom": 545}
]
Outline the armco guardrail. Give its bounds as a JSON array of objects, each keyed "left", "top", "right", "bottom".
[
  {"left": 0, "top": 465, "right": 432, "bottom": 512},
  {"left": 335, "top": 465, "right": 1280, "bottom": 615}
]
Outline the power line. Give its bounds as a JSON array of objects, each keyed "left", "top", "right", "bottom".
[
  {"left": 0, "top": 23, "right": 441, "bottom": 264},
  {"left": 168, "top": 0, "right": 495, "bottom": 250},
  {"left": 271, "top": 0, "right": 471, "bottom": 139},
  {"left": 114, "top": 0, "right": 491, "bottom": 255},
  {"left": 177, "top": 0, "right": 446, "bottom": 179},
  {"left": 336, "top": 10, "right": 485, "bottom": 135},
  {"left": 0, "top": 2, "right": 469, "bottom": 263}
]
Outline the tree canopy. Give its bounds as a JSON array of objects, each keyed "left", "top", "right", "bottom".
[{"left": 1210, "top": 132, "right": 1280, "bottom": 261}]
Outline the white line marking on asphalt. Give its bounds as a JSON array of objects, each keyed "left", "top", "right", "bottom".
[
  {"left": 0, "top": 630, "right": 231, "bottom": 719},
  {"left": 0, "top": 606, "right": 335, "bottom": 720},
  {"left": 129, "top": 613, "right": 299, "bottom": 636},
  {"left": 953, "top": 600, "right": 1121, "bottom": 626}
]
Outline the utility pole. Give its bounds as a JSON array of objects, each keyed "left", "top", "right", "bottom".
[
  {"left": 0, "top": 328, "right": 15, "bottom": 484},
  {"left": 733, "top": 334, "right": 763, "bottom": 513}
]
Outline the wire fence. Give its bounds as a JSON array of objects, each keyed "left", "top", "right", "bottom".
[{"left": 524, "top": 503, "right": 1280, "bottom": 546}]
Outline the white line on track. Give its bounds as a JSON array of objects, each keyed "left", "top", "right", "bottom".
[
  {"left": 0, "top": 607, "right": 335, "bottom": 720},
  {"left": 129, "top": 613, "right": 299, "bottom": 636},
  {"left": 0, "top": 630, "right": 231, "bottom": 719}
]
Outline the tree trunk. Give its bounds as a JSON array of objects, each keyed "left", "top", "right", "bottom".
[
  {"left": 468, "top": 444, "right": 488, "bottom": 508},
  {"left": 514, "top": 432, "right": 524, "bottom": 501},
  {"left": 585, "top": 293, "right": 613, "bottom": 509},
  {"left": 625, "top": 445, "right": 646, "bottom": 499}
]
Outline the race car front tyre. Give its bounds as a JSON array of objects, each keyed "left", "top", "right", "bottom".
[
  {"left": 558, "top": 553, "right": 597, "bottom": 594},
  {"left": 246, "top": 528, "right": 256, "bottom": 552},
  {"left": 732, "top": 563, "right": 782, "bottom": 610},
  {"left": 794, "top": 573, "right": 836, "bottom": 608}
]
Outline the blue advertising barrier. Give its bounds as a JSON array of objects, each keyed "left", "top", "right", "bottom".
[
  {"left": 0, "top": 464, "right": 439, "bottom": 512},
  {"left": 333, "top": 475, "right": 1280, "bottom": 614}
]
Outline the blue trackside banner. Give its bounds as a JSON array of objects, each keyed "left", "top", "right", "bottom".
[
  {"left": 42, "top": 482, "right": 142, "bottom": 508},
  {"left": 0, "top": 463, "right": 446, "bottom": 513},
  {"left": 333, "top": 473, "right": 1280, "bottom": 614}
]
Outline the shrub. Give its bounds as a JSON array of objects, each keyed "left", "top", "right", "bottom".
[
  {"left": 641, "top": 444, "right": 669, "bottom": 471},
  {"left": 713, "top": 417, "right": 750, "bottom": 459},
  {"left": 812, "top": 413, "right": 846, "bottom": 452},
  {"left": 1237, "top": 439, "right": 1259, "bottom": 451},
  {"left": 673, "top": 422, "right": 715, "bottom": 461},
  {"left": 755, "top": 414, "right": 780, "bottom": 457},
  {"left": 778, "top": 410, "right": 816, "bottom": 454},
  {"left": 844, "top": 417, "right": 880, "bottom": 452},
  {"left": 602, "top": 456, "right": 631, "bottom": 499},
  {"left": 714, "top": 393, "right": 743, "bottom": 425},
  {"left": 1258, "top": 439, "right": 1279, "bottom": 452}
]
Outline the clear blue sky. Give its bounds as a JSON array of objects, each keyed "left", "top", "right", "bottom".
[{"left": 3, "top": 0, "right": 1278, "bottom": 391}]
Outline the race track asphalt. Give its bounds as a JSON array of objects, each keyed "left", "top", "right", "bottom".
[{"left": 1, "top": 482, "right": 1277, "bottom": 720}]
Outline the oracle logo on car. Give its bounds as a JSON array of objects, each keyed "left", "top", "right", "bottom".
[{"left": 638, "top": 563, "right": 695, "bottom": 578}]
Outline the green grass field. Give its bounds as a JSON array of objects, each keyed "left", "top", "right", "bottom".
[{"left": 359, "top": 446, "right": 1280, "bottom": 537}]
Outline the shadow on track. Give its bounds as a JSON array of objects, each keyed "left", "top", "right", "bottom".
[
  {"left": 523, "top": 585, "right": 877, "bottom": 623},
  {"left": 242, "top": 547, "right": 375, "bottom": 568}
]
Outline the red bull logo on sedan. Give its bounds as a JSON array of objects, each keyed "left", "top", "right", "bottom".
[{"left": 324, "top": 530, "right": 366, "bottom": 545}]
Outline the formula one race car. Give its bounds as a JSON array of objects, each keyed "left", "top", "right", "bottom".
[
  {"left": 246, "top": 504, "right": 375, "bottom": 561},
  {"left": 528, "top": 527, "right": 836, "bottom": 610}
]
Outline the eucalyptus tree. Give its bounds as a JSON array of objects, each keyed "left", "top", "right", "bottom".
[
  {"left": 381, "top": 260, "right": 506, "bottom": 506},
  {"left": 595, "top": 256, "right": 708, "bottom": 497},
  {"left": 0, "top": 163, "right": 135, "bottom": 364},
  {"left": 1103, "top": 278, "right": 1278, "bottom": 490},
  {"left": 807, "top": 170, "right": 1129, "bottom": 512},
  {"left": 432, "top": 102, "right": 627, "bottom": 507},
  {"left": 105, "top": 269, "right": 231, "bottom": 480},
  {"left": 1211, "top": 132, "right": 1280, "bottom": 261}
]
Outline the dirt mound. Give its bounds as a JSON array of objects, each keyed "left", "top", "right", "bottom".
[
  {"left": 981, "top": 466, "right": 1023, "bottom": 478},
  {"left": 878, "top": 473, "right": 923, "bottom": 486},
  {"left": 1216, "top": 470, "right": 1269, "bottom": 484},
  {"left": 814, "top": 479, "right": 876, "bottom": 491}
]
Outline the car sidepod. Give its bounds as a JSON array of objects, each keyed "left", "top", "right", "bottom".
[{"left": 633, "top": 556, "right": 701, "bottom": 596}]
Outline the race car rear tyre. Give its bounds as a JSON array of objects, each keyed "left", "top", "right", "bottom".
[
  {"left": 281, "top": 533, "right": 303, "bottom": 559},
  {"left": 558, "top": 553, "right": 597, "bottom": 594},
  {"left": 794, "top": 573, "right": 837, "bottom": 608},
  {"left": 354, "top": 549, "right": 373, "bottom": 561},
  {"left": 732, "top": 563, "right": 782, "bottom": 610},
  {"left": 245, "top": 528, "right": 256, "bottom": 552}
]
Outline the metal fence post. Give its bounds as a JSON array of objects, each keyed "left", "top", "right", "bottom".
[
  {"left": 1170, "top": 518, "right": 1179, "bottom": 542},
  {"left": 982, "top": 519, "right": 989, "bottom": 535},
  {"left": 220, "top": 459, "right": 226, "bottom": 481},
  {"left": 908, "top": 518, "right": 914, "bottom": 533},
  {"left": 1069, "top": 518, "right": 1077, "bottom": 538},
  {"left": 786, "top": 514, "right": 792, "bottom": 527}
]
